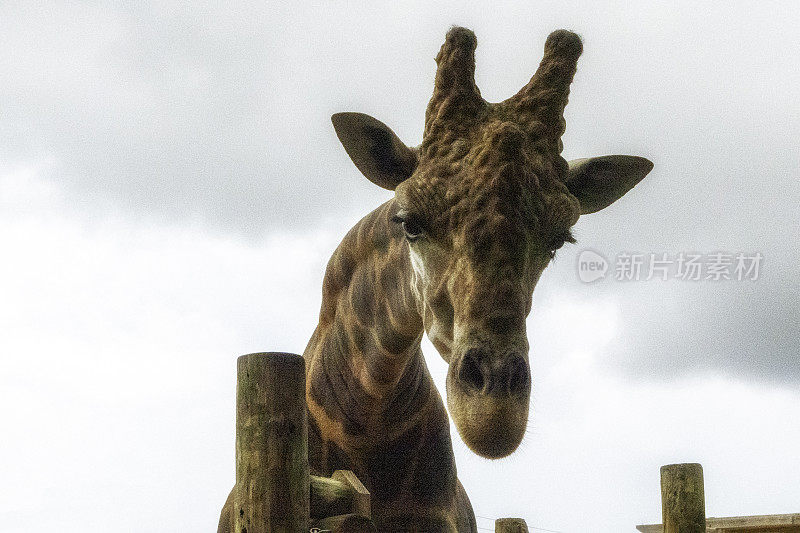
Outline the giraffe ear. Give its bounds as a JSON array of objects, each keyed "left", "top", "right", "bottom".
[
  {"left": 564, "top": 155, "right": 654, "bottom": 214},
  {"left": 332, "top": 112, "right": 418, "bottom": 190}
]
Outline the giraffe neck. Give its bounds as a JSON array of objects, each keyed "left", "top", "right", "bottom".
[
  {"left": 305, "top": 200, "right": 439, "bottom": 448},
  {"left": 303, "top": 199, "right": 467, "bottom": 530}
]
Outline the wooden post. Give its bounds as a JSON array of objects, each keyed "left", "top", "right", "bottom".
[
  {"left": 235, "top": 352, "right": 309, "bottom": 533},
  {"left": 495, "top": 517, "right": 529, "bottom": 533},
  {"left": 660, "top": 463, "right": 706, "bottom": 533}
]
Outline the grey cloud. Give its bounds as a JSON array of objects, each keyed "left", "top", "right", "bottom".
[
  {"left": 532, "top": 244, "right": 799, "bottom": 386},
  {"left": 607, "top": 280, "right": 799, "bottom": 385},
  {"left": 7, "top": 2, "right": 796, "bottom": 239},
  {"left": 2, "top": 1, "right": 798, "bottom": 383},
  {"left": 1, "top": 2, "right": 414, "bottom": 236}
]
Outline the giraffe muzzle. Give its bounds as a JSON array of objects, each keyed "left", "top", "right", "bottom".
[
  {"left": 446, "top": 346, "right": 531, "bottom": 458},
  {"left": 455, "top": 348, "right": 531, "bottom": 397}
]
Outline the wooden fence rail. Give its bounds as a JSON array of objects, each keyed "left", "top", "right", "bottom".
[
  {"left": 227, "top": 352, "right": 529, "bottom": 533},
  {"left": 230, "top": 353, "right": 720, "bottom": 533}
]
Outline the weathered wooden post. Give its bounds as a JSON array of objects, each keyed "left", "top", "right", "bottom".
[
  {"left": 660, "top": 463, "right": 706, "bottom": 533},
  {"left": 495, "top": 517, "right": 529, "bottom": 533},
  {"left": 235, "top": 352, "right": 309, "bottom": 533}
]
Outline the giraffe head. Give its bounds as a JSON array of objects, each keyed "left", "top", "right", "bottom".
[{"left": 332, "top": 27, "right": 652, "bottom": 458}]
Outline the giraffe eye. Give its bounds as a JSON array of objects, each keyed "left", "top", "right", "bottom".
[
  {"left": 392, "top": 212, "right": 424, "bottom": 241},
  {"left": 547, "top": 230, "right": 575, "bottom": 258},
  {"left": 401, "top": 220, "right": 424, "bottom": 241}
]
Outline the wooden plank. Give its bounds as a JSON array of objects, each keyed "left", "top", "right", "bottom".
[
  {"left": 310, "top": 514, "right": 377, "bottom": 533},
  {"left": 332, "top": 470, "right": 371, "bottom": 518},
  {"left": 310, "top": 470, "right": 371, "bottom": 519},
  {"left": 310, "top": 475, "right": 353, "bottom": 518}
]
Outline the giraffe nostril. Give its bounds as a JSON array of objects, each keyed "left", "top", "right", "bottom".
[
  {"left": 507, "top": 355, "right": 530, "bottom": 395},
  {"left": 458, "top": 350, "right": 485, "bottom": 392}
]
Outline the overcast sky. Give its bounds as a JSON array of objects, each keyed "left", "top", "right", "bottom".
[{"left": 1, "top": 2, "right": 798, "bottom": 532}]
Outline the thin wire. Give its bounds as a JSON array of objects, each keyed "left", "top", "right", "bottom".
[
  {"left": 529, "top": 526, "right": 565, "bottom": 533},
  {"left": 474, "top": 513, "right": 565, "bottom": 533}
]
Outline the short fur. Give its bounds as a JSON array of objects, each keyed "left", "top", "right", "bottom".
[{"left": 219, "top": 26, "right": 652, "bottom": 533}]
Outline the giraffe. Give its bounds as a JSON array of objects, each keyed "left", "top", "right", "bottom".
[{"left": 219, "top": 27, "right": 652, "bottom": 532}]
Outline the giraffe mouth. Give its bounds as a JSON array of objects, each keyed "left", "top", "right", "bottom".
[{"left": 445, "top": 365, "right": 530, "bottom": 459}]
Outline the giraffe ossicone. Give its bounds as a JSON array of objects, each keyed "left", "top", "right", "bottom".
[{"left": 219, "top": 26, "right": 653, "bottom": 533}]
